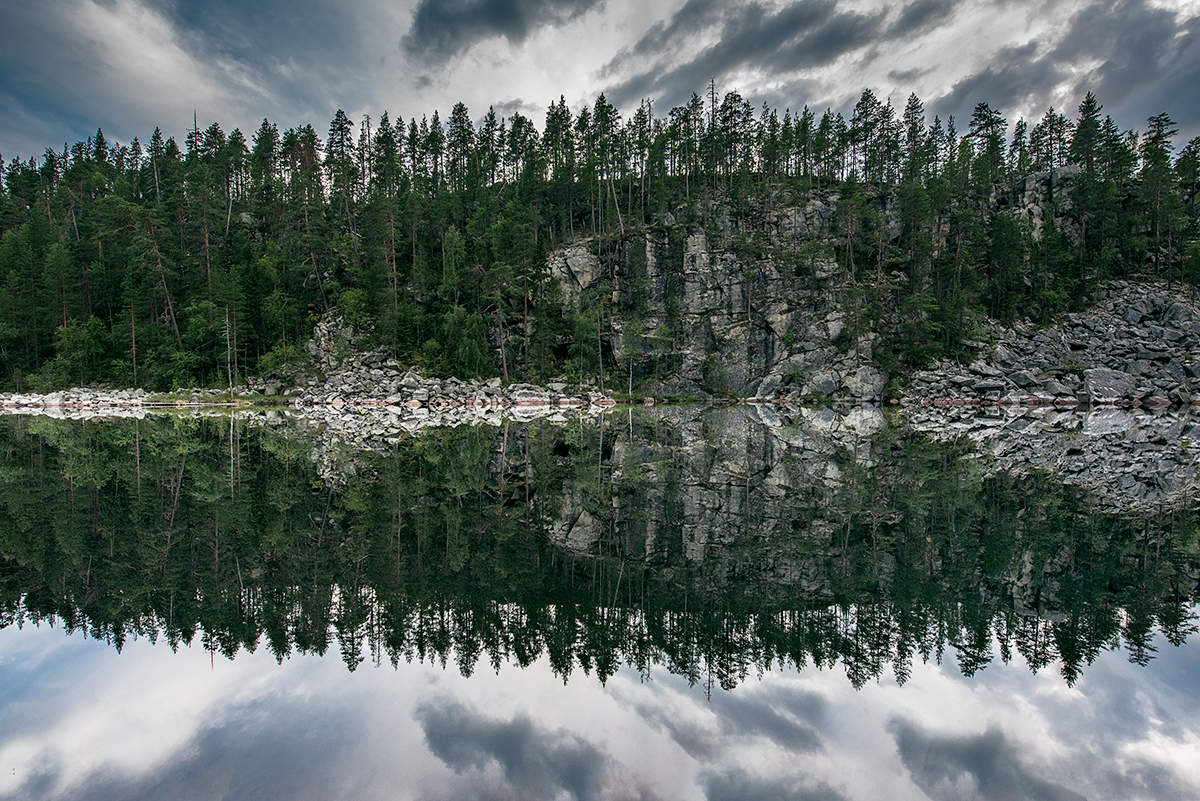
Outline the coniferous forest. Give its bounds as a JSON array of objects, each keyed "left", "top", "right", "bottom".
[
  {"left": 2, "top": 413, "right": 1195, "bottom": 688},
  {"left": 0, "top": 87, "right": 1197, "bottom": 391}
]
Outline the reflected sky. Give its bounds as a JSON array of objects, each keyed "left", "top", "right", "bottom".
[
  {"left": 1, "top": 620, "right": 1197, "bottom": 801},
  {"left": 2, "top": 409, "right": 1198, "bottom": 799}
]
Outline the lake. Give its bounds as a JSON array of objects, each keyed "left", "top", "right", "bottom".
[{"left": 0, "top": 405, "right": 1197, "bottom": 800}]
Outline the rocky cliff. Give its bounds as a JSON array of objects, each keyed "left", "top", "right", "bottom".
[
  {"left": 904, "top": 281, "right": 1200, "bottom": 407},
  {"left": 545, "top": 171, "right": 1195, "bottom": 405},
  {"left": 549, "top": 189, "right": 888, "bottom": 401}
]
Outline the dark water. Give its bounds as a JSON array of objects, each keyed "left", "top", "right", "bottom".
[{"left": 0, "top": 407, "right": 1197, "bottom": 800}]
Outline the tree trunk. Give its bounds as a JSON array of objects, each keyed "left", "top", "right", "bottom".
[
  {"left": 225, "top": 306, "right": 234, "bottom": 391},
  {"left": 496, "top": 284, "right": 509, "bottom": 383},
  {"left": 130, "top": 305, "right": 137, "bottom": 384},
  {"left": 146, "top": 218, "right": 182, "bottom": 345}
]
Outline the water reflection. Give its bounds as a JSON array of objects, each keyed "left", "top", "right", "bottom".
[
  {"left": 1, "top": 407, "right": 1196, "bottom": 690},
  {"left": 1, "top": 623, "right": 1197, "bottom": 800}
]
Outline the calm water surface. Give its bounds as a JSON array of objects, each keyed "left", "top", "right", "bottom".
[{"left": 0, "top": 407, "right": 1197, "bottom": 800}]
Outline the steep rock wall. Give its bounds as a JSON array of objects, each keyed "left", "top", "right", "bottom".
[{"left": 552, "top": 191, "right": 888, "bottom": 400}]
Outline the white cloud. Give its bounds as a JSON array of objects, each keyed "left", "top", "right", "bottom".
[{"left": 1, "top": 620, "right": 1197, "bottom": 801}]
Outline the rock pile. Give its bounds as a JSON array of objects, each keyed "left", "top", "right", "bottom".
[
  {"left": 247, "top": 309, "right": 616, "bottom": 414},
  {"left": 292, "top": 365, "right": 611, "bottom": 413},
  {"left": 0, "top": 388, "right": 148, "bottom": 417},
  {"left": 242, "top": 402, "right": 612, "bottom": 489},
  {"left": 904, "top": 282, "right": 1200, "bottom": 407},
  {"left": 905, "top": 404, "right": 1200, "bottom": 516}
]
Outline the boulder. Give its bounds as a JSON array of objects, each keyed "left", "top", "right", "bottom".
[
  {"left": 1084, "top": 368, "right": 1136, "bottom": 403},
  {"left": 842, "top": 366, "right": 886, "bottom": 400},
  {"left": 547, "top": 244, "right": 600, "bottom": 303},
  {"left": 755, "top": 374, "right": 783, "bottom": 399}
]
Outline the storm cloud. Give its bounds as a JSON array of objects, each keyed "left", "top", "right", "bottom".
[
  {"left": 1, "top": 0, "right": 1198, "bottom": 163},
  {"left": 415, "top": 695, "right": 616, "bottom": 801},
  {"left": 700, "top": 768, "right": 848, "bottom": 801},
  {"left": 605, "top": 0, "right": 886, "bottom": 109},
  {"left": 932, "top": 0, "right": 1200, "bottom": 130},
  {"left": 885, "top": 0, "right": 958, "bottom": 40},
  {"left": 401, "top": 0, "right": 603, "bottom": 64},
  {"left": 888, "top": 717, "right": 1087, "bottom": 801}
]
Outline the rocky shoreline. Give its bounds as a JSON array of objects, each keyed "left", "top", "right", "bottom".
[
  {"left": 3, "top": 281, "right": 1197, "bottom": 417},
  {"left": 0, "top": 314, "right": 616, "bottom": 418},
  {"left": 0, "top": 378, "right": 616, "bottom": 418},
  {"left": 902, "top": 281, "right": 1200, "bottom": 408}
]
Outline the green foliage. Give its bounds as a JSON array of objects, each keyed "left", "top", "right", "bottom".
[
  {"left": 0, "top": 89, "right": 1195, "bottom": 390},
  {"left": 0, "top": 414, "right": 1195, "bottom": 685},
  {"left": 337, "top": 288, "right": 369, "bottom": 330}
]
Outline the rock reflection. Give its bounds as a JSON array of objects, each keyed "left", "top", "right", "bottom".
[{"left": 0, "top": 406, "right": 1196, "bottom": 690}]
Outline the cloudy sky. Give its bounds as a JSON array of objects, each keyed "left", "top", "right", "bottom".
[
  {"left": 0, "top": 0, "right": 1198, "bottom": 161},
  {"left": 1, "top": 619, "right": 1198, "bottom": 800}
]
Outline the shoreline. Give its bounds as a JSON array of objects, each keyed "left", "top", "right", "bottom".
[{"left": 2, "top": 386, "right": 1198, "bottom": 415}]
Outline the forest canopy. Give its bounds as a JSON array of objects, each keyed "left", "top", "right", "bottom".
[{"left": 0, "top": 86, "right": 1196, "bottom": 391}]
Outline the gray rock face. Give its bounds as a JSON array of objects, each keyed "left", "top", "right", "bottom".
[
  {"left": 905, "top": 281, "right": 1200, "bottom": 407},
  {"left": 548, "top": 195, "right": 888, "bottom": 401},
  {"left": 1006, "top": 166, "right": 1081, "bottom": 241},
  {"left": 1084, "top": 368, "right": 1137, "bottom": 402},
  {"left": 841, "top": 365, "right": 887, "bottom": 400},
  {"left": 547, "top": 244, "right": 600, "bottom": 304},
  {"left": 904, "top": 405, "right": 1200, "bottom": 515}
]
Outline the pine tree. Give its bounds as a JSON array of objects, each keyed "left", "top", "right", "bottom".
[
  {"left": 1139, "top": 113, "right": 1183, "bottom": 278},
  {"left": 1069, "top": 91, "right": 1103, "bottom": 171}
]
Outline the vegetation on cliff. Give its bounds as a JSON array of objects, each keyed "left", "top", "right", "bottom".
[{"left": 0, "top": 87, "right": 1196, "bottom": 392}]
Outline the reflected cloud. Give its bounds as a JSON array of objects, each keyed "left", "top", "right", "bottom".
[
  {"left": 708, "top": 684, "right": 827, "bottom": 751},
  {"left": 415, "top": 695, "right": 619, "bottom": 801},
  {"left": 0, "top": 623, "right": 1197, "bottom": 801},
  {"left": 889, "top": 719, "right": 1085, "bottom": 801},
  {"left": 700, "top": 768, "right": 847, "bottom": 801}
]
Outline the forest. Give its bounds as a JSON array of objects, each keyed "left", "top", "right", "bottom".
[
  {"left": 0, "top": 414, "right": 1195, "bottom": 689},
  {"left": 0, "top": 86, "right": 1197, "bottom": 391}
]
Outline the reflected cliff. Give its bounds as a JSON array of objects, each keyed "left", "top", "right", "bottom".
[{"left": 0, "top": 406, "right": 1196, "bottom": 690}]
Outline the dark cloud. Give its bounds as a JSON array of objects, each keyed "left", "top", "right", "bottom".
[
  {"left": 599, "top": 0, "right": 724, "bottom": 77},
  {"left": 491, "top": 97, "right": 543, "bottom": 118},
  {"left": 402, "top": 0, "right": 602, "bottom": 64},
  {"left": 709, "top": 684, "right": 827, "bottom": 750},
  {"left": 415, "top": 696, "right": 613, "bottom": 801},
  {"left": 764, "top": 6, "right": 885, "bottom": 74},
  {"left": 886, "top": 0, "right": 957, "bottom": 39},
  {"left": 888, "top": 67, "right": 928, "bottom": 84},
  {"left": 931, "top": 41, "right": 1058, "bottom": 121},
  {"left": 607, "top": 0, "right": 883, "bottom": 110},
  {"left": 1053, "top": 1, "right": 1200, "bottom": 135},
  {"left": 930, "top": 0, "right": 1200, "bottom": 137},
  {"left": 622, "top": 680, "right": 828, "bottom": 766},
  {"left": 0, "top": 692, "right": 369, "bottom": 801},
  {"left": 700, "top": 768, "right": 847, "bottom": 801},
  {"left": 888, "top": 717, "right": 1086, "bottom": 801},
  {"left": 625, "top": 698, "right": 718, "bottom": 759}
]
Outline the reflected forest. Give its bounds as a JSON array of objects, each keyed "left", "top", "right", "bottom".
[{"left": 1, "top": 411, "right": 1197, "bottom": 691}]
